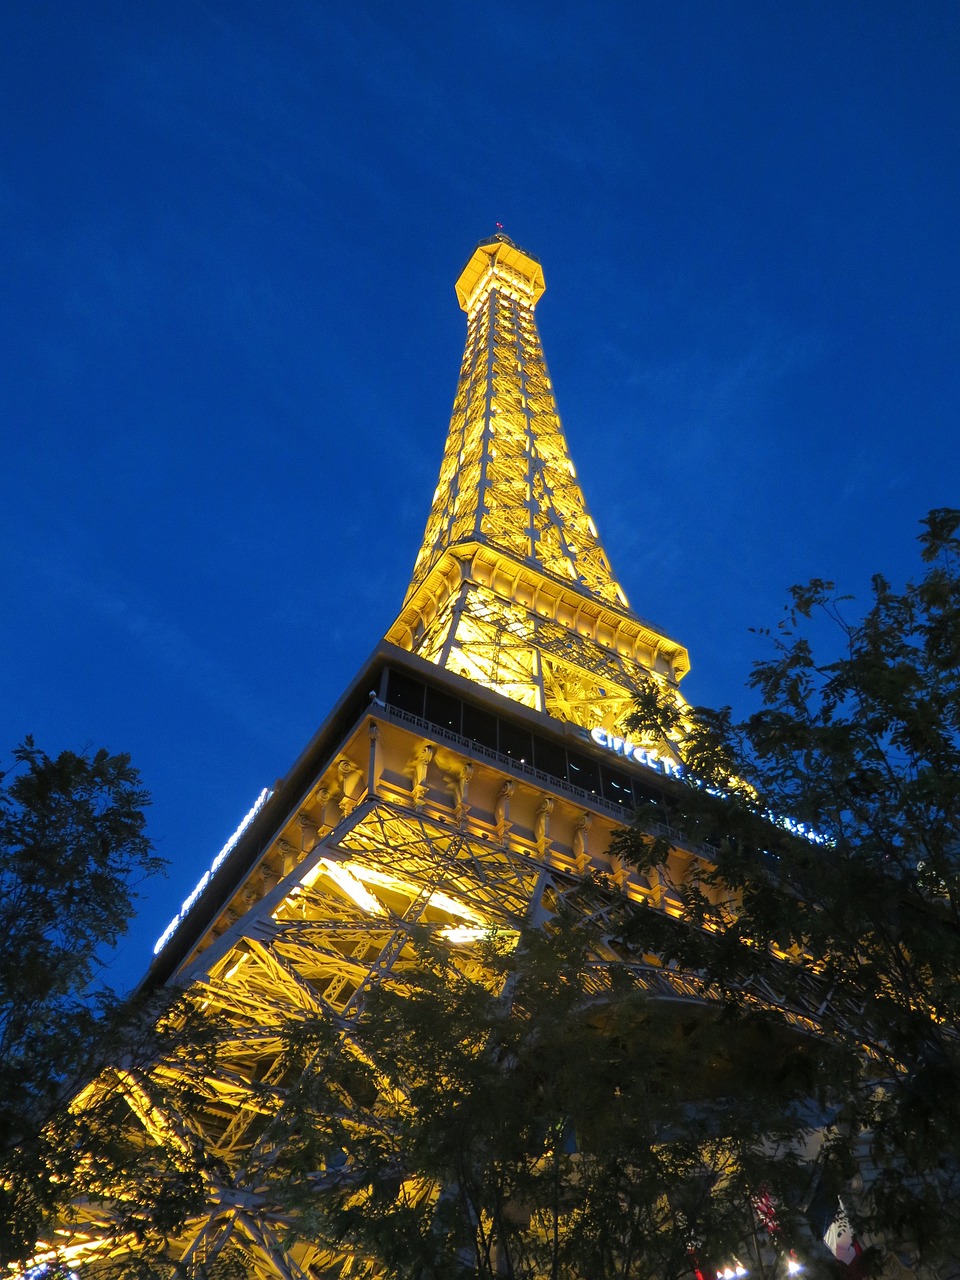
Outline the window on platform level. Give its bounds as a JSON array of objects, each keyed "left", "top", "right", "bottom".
[
  {"left": 385, "top": 669, "right": 425, "bottom": 717},
  {"left": 383, "top": 667, "right": 666, "bottom": 811},
  {"left": 462, "top": 702, "right": 499, "bottom": 752},
  {"left": 601, "top": 764, "right": 634, "bottom": 807},
  {"left": 425, "top": 687, "right": 462, "bottom": 734},
  {"left": 632, "top": 776, "right": 665, "bottom": 807},
  {"left": 534, "top": 737, "right": 568, "bottom": 783},
  {"left": 566, "top": 752, "right": 601, "bottom": 796},
  {"left": 498, "top": 720, "right": 533, "bottom": 764}
]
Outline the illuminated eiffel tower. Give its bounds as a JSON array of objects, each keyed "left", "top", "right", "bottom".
[{"left": 45, "top": 238, "right": 705, "bottom": 1278}]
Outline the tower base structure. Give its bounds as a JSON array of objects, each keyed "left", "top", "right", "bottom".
[{"left": 47, "top": 643, "right": 728, "bottom": 1277}]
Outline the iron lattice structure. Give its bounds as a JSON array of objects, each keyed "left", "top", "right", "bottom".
[
  {"left": 388, "top": 235, "right": 689, "bottom": 733},
  {"left": 32, "top": 238, "right": 742, "bottom": 1279}
]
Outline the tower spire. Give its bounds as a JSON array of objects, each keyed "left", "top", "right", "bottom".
[
  {"left": 408, "top": 236, "right": 626, "bottom": 608},
  {"left": 387, "top": 236, "right": 689, "bottom": 731}
]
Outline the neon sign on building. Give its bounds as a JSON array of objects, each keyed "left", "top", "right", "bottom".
[
  {"left": 589, "top": 727, "right": 684, "bottom": 780},
  {"left": 153, "top": 787, "right": 272, "bottom": 956},
  {"left": 588, "top": 726, "right": 826, "bottom": 845}
]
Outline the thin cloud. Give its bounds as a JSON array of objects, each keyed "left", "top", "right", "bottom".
[{"left": 7, "top": 543, "right": 279, "bottom": 749}]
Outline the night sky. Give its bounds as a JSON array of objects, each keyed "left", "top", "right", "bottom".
[{"left": 3, "top": 2, "right": 958, "bottom": 991}]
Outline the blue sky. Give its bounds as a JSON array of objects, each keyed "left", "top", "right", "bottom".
[{"left": 3, "top": 1, "right": 958, "bottom": 990}]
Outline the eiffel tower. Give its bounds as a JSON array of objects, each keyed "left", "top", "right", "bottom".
[{"left": 45, "top": 237, "right": 706, "bottom": 1278}]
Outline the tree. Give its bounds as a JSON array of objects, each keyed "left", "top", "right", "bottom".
[
  {"left": 614, "top": 508, "right": 960, "bottom": 1272},
  {"left": 0, "top": 738, "right": 206, "bottom": 1273},
  {"left": 256, "top": 905, "right": 831, "bottom": 1280}
]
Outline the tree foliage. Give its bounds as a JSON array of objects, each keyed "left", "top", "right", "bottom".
[
  {"left": 0, "top": 739, "right": 159, "bottom": 1148},
  {"left": 614, "top": 508, "right": 960, "bottom": 1268},
  {"left": 0, "top": 739, "right": 215, "bottom": 1273},
  {"left": 258, "top": 912, "right": 830, "bottom": 1280}
]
